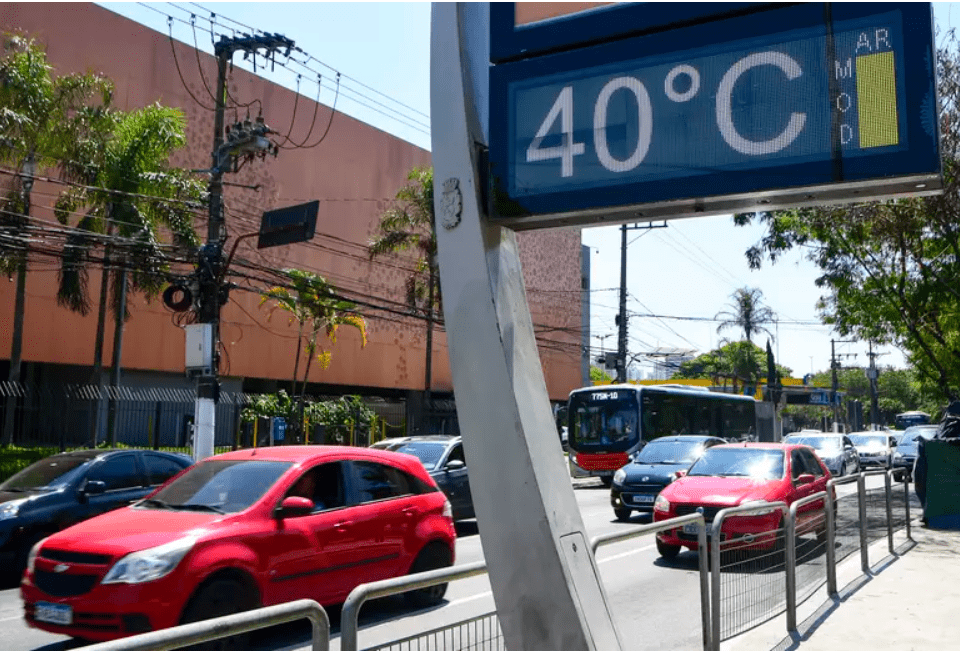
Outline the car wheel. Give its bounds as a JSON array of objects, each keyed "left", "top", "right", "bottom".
[
  {"left": 656, "top": 538, "right": 681, "bottom": 560},
  {"left": 614, "top": 508, "right": 631, "bottom": 522},
  {"left": 405, "top": 542, "right": 453, "bottom": 608},
  {"left": 600, "top": 476, "right": 613, "bottom": 488},
  {"left": 181, "top": 578, "right": 257, "bottom": 651}
]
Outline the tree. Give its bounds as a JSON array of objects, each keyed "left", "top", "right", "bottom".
[
  {"left": 733, "top": 31, "right": 960, "bottom": 401},
  {"left": 0, "top": 32, "right": 112, "bottom": 445},
  {"left": 368, "top": 166, "right": 437, "bottom": 431},
  {"left": 715, "top": 287, "right": 777, "bottom": 343},
  {"left": 260, "top": 268, "right": 367, "bottom": 440},
  {"left": 590, "top": 365, "right": 614, "bottom": 384},
  {"left": 673, "top": 340, "right": 792, "bottom": 394},
  {"left": 53, "top": 103, "right": 204, "bottom": 444}
]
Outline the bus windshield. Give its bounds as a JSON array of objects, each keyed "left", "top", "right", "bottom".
[{"left": 569, "top": 390, "right": 639, "bottom": 453}]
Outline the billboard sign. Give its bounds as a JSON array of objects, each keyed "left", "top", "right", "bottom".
[{"left": 489, "top": 3, "right": 941, "bottom": 230}]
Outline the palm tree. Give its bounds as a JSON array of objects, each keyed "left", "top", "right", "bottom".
[
  {"left": 368, "top": 166, "right": 437, "bottom": 432},
  {"left": 53, "top": 103, "right": 204, "bottom": 444},
  {"left": 0, "top": 33, "right": 112, "bottom": 446},
  {"left": 715, "top": 287, "right": 776, "bottom": 343},
  {"left": 261, "top": 268, "right": 367, "bottom": 441}
]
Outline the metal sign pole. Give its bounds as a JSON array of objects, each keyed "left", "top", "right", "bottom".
[{"left": 431, "top": 5, "right": 624, "bottom": 649}]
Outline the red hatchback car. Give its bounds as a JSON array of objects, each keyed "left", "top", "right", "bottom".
[
  {"left": 21, "top": 446, "right": 456, "bottom": 643},
  {"left": 653, "top": 443, "right": 832, "bottom": 558}
]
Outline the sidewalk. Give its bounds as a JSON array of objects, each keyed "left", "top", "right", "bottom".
[{"left": 727, "top": 520, "right": 960, "bottom": 651}]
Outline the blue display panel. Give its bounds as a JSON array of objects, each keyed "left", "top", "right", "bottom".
[{"left": 488, "top": 3, "right": 941, "bottom": 229}]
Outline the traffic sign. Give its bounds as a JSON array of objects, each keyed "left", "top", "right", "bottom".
[
  {"left": 488, "top": 3, "right": 941, "bottom": 229},
  {"left": 258, "top": 201, "right": 319, "bottom": 249}
]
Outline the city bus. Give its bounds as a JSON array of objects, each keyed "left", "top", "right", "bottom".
[{"left": 566, "top": 384, "right": 758, "bottom": 484}]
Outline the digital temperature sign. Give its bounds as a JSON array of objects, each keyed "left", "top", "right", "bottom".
[{"left": 488, "top": 3, "right": 941, "bottom": 229}]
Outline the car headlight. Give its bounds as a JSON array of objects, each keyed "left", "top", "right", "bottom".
[
  {"left": 0, "top": 498, "right": 26, "bottom": 521},
  {"left": 740, "top": 500, "right": 778, "bottom": 516},
  {"left": 26, "top": 537, "right": 47, "bottom": 574},
  {"left": 613, "top": 468, "right": 627, "bottom": 485},
  {"left": 654, "top": 495, "right": 670, "bottom": 513},
  {"left": 102, "top": 537, "right": 196, "bottom": 585}
]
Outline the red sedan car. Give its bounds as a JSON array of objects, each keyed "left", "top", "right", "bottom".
[
  {"left": 21, "top": 446, "right": 456, "bottom": 643},
  {"left": 653, "top": 443, "right": 832, "bottom": 559}
]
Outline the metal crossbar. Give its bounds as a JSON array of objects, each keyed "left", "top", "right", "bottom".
[
  {"left": 81, "top": 599, "right": 329, "bottom": 651},
  {"left": 362, "top": 611, "right": 503, "bottom": 651}
]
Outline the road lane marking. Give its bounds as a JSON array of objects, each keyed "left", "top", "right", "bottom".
[{"left": 448, "top": 541, "right": 656, "bottom": 607}]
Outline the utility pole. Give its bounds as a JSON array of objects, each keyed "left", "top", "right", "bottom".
[
  {"left": 866, "top": 342, "right": 882, "bottom": 429},
  {"left": 616, "top": 224, "right": 627, "bottom": 383},
  {"left": 192, "top": 33, "right": 291, "bottom": 461},
  {"left": 830, "top": 339, "right": 856, "bottom": 432},
  {"left": 614, "top": 221, "right": 666, "bottom": 384}
]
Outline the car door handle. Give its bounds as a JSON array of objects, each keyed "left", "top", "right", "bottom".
[
  {"left": 333, "top": 521, "right": 353, "bottom": 532},
  {"left": 402, "top": 506, "right": 418, "bottom": 518}
]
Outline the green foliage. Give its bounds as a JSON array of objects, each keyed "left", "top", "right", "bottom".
[
  {"left": 241, "top": 393, "right": 376, "bottom": 446},
  {"left": 733, "top": 32, "right": 960, "bottom": 401},
  {"left": 590, "top": 365, "right": 614, "bottom": 384},
  {"left": 673, "top": 340, "right": 792, "bottom": 392}
]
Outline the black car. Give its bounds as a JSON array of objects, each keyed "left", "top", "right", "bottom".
[
  {"left": 610, "top": 435, "right": 726, "bottom": 521},
  {"left": 893, "top": 424, "right": 939, "bottom": 481},
  {"left": 371, "top": 435, "right": 474, "bottom": 521},
  {"left": 0, "top": 448, "right": 192, "bottom": 574}
]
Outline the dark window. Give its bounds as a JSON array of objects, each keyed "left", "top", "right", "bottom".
[
  {"left": 87, "top": 455, "right": 143, "bottom": 491},
  {"left": 0, "top": 455, "right": 90, "bottom": 491},
  {"left": 354, "top": 461, "right": 414, "bottom": 503},
  {"left": 447, "top": 443, "right": 465, "bottom": 466},
  {"left": 286, "top": 463, "right": 346, "bottom": 512},
  {"left": 799, "top": 448, "right": 825, "bottom": 477},
  {"left": 143, "top": 455, "right": 188, "bottom": 486}
]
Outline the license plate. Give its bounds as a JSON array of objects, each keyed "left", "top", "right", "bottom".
[
  {"left": 682, "top": 523, "right": 701, "bottom": 535},
  {"left": 35, "top": 602, "right": 72, "bottom": 626},
  {"left": 630, "top": 494, "right": 655, "bottom": 504}
]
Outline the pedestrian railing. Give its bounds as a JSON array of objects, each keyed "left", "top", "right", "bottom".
[
  {"left": 76, "top": 470, "right": 912, "bottom": 651},
  {"left": 81, "top": 599, "right": 330, "bottom": 651}
]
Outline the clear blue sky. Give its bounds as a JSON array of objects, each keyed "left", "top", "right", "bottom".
[{"left": 100, "top": 2, "right": 958, "bottom": 379}]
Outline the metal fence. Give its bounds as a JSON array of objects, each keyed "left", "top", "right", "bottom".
[
  {"left": 708, "top": 468, "right": 912, "bottom": 649},
  {"left": 363, "top": 611, "right": 504, "bottom": 651},
  {"left": 0, "top": 382, "right": 404, "bottom": 452}
]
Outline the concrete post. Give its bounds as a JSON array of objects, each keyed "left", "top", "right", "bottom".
[{"left": 430, "top": 5, "right": 624, "bottom": 650}]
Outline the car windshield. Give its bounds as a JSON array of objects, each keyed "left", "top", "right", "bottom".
[
  {"left": 688, "top": 448, "right": 785, "bottom": 480},
  {"left": 0, "top": 455, "right": 91, "bottom": 491},
  {"left": 783, "top": 436, "right": 842, "bottom": 452},
  {"left": 849, "top": 434, "right": 888, "bottom": 447},
  {"left": 392, "top": 442, "right": 448, "bottom": 471},
  {"left": 147, "top": 460, "right": 292, "bottom": 514},
  {"left": 636, "top": 440, "right": 705, "bottom": 464},
  {"left": 898, "top": 428, "right": 937, "bottom": 448}
]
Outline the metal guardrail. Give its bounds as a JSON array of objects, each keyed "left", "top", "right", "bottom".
[
  {"left": 82, "top": 599, "right": 330, "bottom": 651},
  {"left": 341, "top": 513, "right": 712, "bottom": 651},
  {"left": 591, "top": 512, "right": 711, "bottom": 651}
]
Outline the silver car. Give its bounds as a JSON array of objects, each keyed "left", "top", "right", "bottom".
[
  {"left": 848, "top": 431, "right": 898, "bottom": 469},
  {"left": 782, "top": 433, "right": 861, "bottom": 476}
]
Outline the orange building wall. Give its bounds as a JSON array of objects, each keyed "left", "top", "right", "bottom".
[{"left": 0, "top": 3, "right": 584, "bottom": 401}]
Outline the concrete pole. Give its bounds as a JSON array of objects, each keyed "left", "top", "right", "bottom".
[{"left": 431, "top": 5, "right": 624, "bottom": 650}]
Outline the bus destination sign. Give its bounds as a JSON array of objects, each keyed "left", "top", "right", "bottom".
[{"left": 488, "top": 3, "right": 941, "bottom": 229}]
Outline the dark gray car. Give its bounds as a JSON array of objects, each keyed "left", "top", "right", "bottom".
[
  {"left": 893, "top": 425, "right": 939, "bottom": 481},
  {"left": 610, "top": 435, "right": 726, "bottom": 521},
  {"left": 782, "top": 433, "right": 861, "bottom": 477},
  {"left": 371, "top": 435, "right": 474, "bottom": 521},
  {"left": 0, "top": 448, "right": 192, "bottom": 575}
]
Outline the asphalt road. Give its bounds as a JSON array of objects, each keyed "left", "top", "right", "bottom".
[{"left": 0, "top": 474, "right": 899, "bottom": 651}]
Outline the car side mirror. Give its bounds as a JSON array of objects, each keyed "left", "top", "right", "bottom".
[
  {"left": 674, "top": 469, "right": 688, "bottom": 479},
  {"left": 446, "top": 459, "right": 465, "bottom": 471},
  {"left": 796, "top": 473, "right": 816, "bottom": 485},
  {"left": 275, "top": 496, "right": 314, "bottom": 518},
  {"left": 82, "top": 480, "right": 107, "bottom": 496}
]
